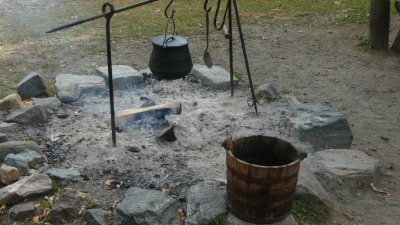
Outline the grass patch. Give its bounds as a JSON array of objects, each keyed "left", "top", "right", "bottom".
[{"left": 292, "top": 200, "right": 330, "bottom": 225}]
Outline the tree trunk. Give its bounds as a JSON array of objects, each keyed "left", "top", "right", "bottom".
[{"left": 369, "top": 0, "right": 390, "bottom": 49}]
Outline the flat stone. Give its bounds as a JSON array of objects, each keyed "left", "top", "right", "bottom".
[
  {"left": 47, "top": 190, "right": 83, "bottom": 223},
  {"left": 56, "top": 83, "right": 81, "bottom": 103},
  {"left": 9, "top": 201, "right": 36, "bottom": 220},
  {"left": 270, "top": 97, "right": 352, "bottom": 151},
  {"left": 96, "top": 65, "right": 142, "bottom": 89},
  {"left": 0, "top": 132, "right": 8, "bottom": 143},
  {"left": 0, "top": 93, "right": 21, "bottom": 113},
  {"left": 0, "top": 123, "right": 19, "bottom": 135},
  {"left": 256, "top": 83, "right": 280, "bottom": 100},
  {"left": 83, "top": 209, "right": 107, "bottom": 225},
  {"left": 115, "top": 187, "right": 179, "bottom": 225},
  {"left": 185, "top": 181, "right": 227, "bottom": 225},
  {"left": 17, "top": 72, "right": 46, "bottom": 99},
  {"left": 223, "top": 213, "right": 297, "bottom": 225},
  {"left": 46, "top": 168, "right": 80, "bottom": 186},
  {"left": 33, "top": 97, "right": 61, "bottom": 110},
  {"left": 4, "top": 150, "right": 47, "bottom": 175},
  {"left": 191, "top": 64, "right": 238, "bottom": 89},
  {"left": 55, "top": 74, "right": 106, "bottom": 94},
  {"left": 308, "top": 149, "right": 379, "bottom": 178},
  {"left": 0, "top": 164, "right": 20, "bottom": 185},
  {"left": 6, "top": 104, "right": 47, "bottom": 125},
  {"left": 296, "top": 167, "right": 333, "bottom": 208},
  {"left": 0, "top": 141, "right": 41, "bottom": 162},
  {"left": 0, "top": 173, "right": 52, "bottom": 205}
]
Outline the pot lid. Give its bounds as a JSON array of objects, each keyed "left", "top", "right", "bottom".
[{"left": 151, "top": 35, "right": 188, "bottom": 47}]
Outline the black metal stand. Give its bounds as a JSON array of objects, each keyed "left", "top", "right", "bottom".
[{"left": 47, "top": 0, "right": 160, "bottom": 147}]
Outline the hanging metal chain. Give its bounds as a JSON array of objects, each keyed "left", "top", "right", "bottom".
[{"left": 213, "top": 0, "right": 229, "bottom": 31}]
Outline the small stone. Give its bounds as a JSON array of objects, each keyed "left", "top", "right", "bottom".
[
  {"left": 0, "top": 173, "right": 52, "bottom": 205},
  {"left": 0, "top": 164, "right": 21, "bottom": 185},
  {"left": 6, "top": 104, "right": 47, "bottom": 125},
  {"left": 46, "top": 168, "right": 80, "bottom": 186},
  {"left": 4, "top": 150, "right": 47, "bottom": 174},
  {"left": 185, "top": 181, "right": 227, "bottom": 225},
  {"left": 83, "top": 209, "right": 107, "bottom": 225},
  {"left": 191, "top": 64, "right": 239, "bottom": 89},
  {"left": 308, "top": 149, "right": 379, "bottom": 178},
  {"left": 256, "top": 83, "right": 280, "bottom": 100},
  {"left": 17, "top": 72, "right": 46, "bottom": 99},
  {"left": 0, "top": 133, "right": 8, "bottom": 143},
  {"left": 9, "top": 201, "right": 35, "bottom": 220},
  {"left": 115, "top": 187, "right": 179, "bottom": 225},
  {"left": 0, "top": 141, "right": 41, "bottom": 162},
  {"left": 126, "top": 146, "right": 141, "bottom": 153},
  {"left": 33, "top": 97, "right": 62, "bottom": 110},
  {"left": 96, "top": 65, "right": 142, "bottom": 90},
  {"left": 47, "top": 190, "right": 83, "bottom": 223},
  {"left": 56, "top": 83, "right": 81, "bottom": 103},
  {"left": 0, "top": 93, "right": 22, "bottom": 113},
  {"left": 55, "top": 74, "right": 106, "bottom": 94},
  {"left": 0, "top": 123, "right": 19, "bottom": 135}
]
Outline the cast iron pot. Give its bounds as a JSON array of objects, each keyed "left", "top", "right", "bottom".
[{"left": 149, "top": 34, "right": 193, "bottom": 80}]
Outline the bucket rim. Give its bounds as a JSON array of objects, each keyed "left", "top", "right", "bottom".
[{"left": 226, "top": 150, "right": 302, "bottom": 169}]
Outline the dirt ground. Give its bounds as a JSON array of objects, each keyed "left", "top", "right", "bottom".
[{"left": 1, "top": 0, "right": 400, "bottom": 225}]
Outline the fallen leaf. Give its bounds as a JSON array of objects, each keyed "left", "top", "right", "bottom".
[
  {"left": 74, "top": 111, "right": 81, "bottom": 116},
  {"left": 177, "top": 208, "right": 186, "bottom": 225},
  {"left": 343, "top": 212, "right": 354, "bottom": 221},
  {"left": 105, "top": 179, "right": 115, "bottom": 186},
  {"left": 0, "top": 205, "right": 6, "bottom": 215}
]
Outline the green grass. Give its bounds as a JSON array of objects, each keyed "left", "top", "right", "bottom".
[{"left": 292, "top": 200, "right": 330, "bottom": 225}]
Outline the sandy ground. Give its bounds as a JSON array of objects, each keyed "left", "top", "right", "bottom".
[{"left": 1, "top": 0, "right": 400, "bottom": 225}]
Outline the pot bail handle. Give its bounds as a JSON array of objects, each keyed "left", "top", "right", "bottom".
[{"left": 163, "top": 0, "right": 176, "bottom": 48}]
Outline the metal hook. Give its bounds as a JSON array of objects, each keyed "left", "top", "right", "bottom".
[
  {"left": 102, "top": 2, "right": 115, "bottom": 19},
  {"left": 247, "top": 99, "right": 254, "bottom": 107},
  {"left": 164, "top": 0, "right": 175, "bottom": 19},
  {"left": 204, "top": 0, "right": 211, "bottom": 12},
  {"left": 213, "top": 0, "right": 229, "bottom": 31}
]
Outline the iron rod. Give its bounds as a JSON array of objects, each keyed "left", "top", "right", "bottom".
[
  {"left": 232, "top": 0, "right": 258, "bottom": 114},
  {"left": 47, "top": 0, "right": 159, "bottom": 33},
  {"left": 103, "top": 3, "right": 117, "bottom": 147},
  {"left": 228, "top": 0, "right": 234, "bottom": 97}
]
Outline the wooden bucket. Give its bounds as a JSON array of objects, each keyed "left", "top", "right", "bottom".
[{"left": 223, "top": 136, "right": 307, "bottom": 224}]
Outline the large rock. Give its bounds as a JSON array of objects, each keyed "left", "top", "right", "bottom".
[
  {"left": 9, "top": 201, "right": 36, "bottom": 220},
  {"left": 4, "top": 150, "right": 47, "bottom": 174},
  {"left": 0, "top": 164, "right": 21, "bottom": 185},
  {"left": 0, "top": 93, "right": 21, "bottom": 113},
  {"left": 0, "top": 123, "right": 19, "bottom": 135},
  {"left": 0, "top": 132, "right": 8, "bottom": 143},
  {"left": 185, "top": 181, "right": 227, "bottom": 225},
  {"left": 307, "top": 149, "right": 379, "bottom": 178},
  {"left": 55, "top": 74, "right": 106, "bottom": 94},
  {"left": 47, "top": 190, "right": 83, "bottom": 223},
  {"left": 223, "top": 213, "right": 297, "bottom": 225},
  {"left": 46, "top": 168, "right": 80, "bottom": 186},
  {"left": 270, "top": 97, "right": 352, "bottom": 151},
  {"left": 0, "top": 173, "right": 52, "bottom": 205},
  {"left": 33, "top": 97, "right": 61, "bottom": 110},
  {"left": 296, "top": 167, "right": 333, "bottom": 208},
  {"left": 16, "top": 72, "right": 46, "bottom": 99},
  {"left": 56, "top": 83, "right": 81, "bottom": 103},
  {"left": 6, "top": 104, "right": 47, "bottom": 125},
  {"left": 115, "top": 187, "right": 179, "bottom": 225},
  {"left": 0, "top": 141, "right": 41, "bottom": 162},
  {"left": 191, "top": 64, "right": 239, "bottom": 89},
  {"left": 96, "top": 65, "right": 142, "bottom": 89},
  {"left": 83, "top": 209, "right": 107, "bottom": 225}
]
